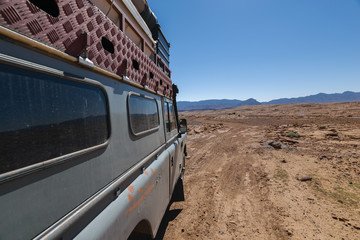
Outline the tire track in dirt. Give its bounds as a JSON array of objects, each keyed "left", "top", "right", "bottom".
[{"left": 162, "top": 120, "right": 287, "bottom": 239}]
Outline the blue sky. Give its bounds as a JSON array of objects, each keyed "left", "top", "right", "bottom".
[{"left": 147, "top": 0, "right": 360, "bottom": 102}]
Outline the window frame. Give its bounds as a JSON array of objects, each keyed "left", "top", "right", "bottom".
[
  {"left": 0, "top": 57, "right": 111, "bottom": 183},
  {"left": 164, "top": 101, "right": 170, "bottom": 132},
  {"left": 127, "top": 92, "right": 160, "bottom": 137},
  {"left": 163, "top": 99, "right": 178, "bottom": 135},
  {"left": 168, "top": 102, "right": 177, "bottom": 132}
]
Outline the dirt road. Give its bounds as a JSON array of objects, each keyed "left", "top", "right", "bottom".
[{"left": 159, "top": 102, "right": 360, "bottom": 240}]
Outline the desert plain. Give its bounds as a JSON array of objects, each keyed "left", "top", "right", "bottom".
[{"left": 158, "top": 102, "right": 360, "bottom": 240}]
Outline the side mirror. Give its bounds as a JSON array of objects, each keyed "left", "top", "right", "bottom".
[{"left": 179, "top": 119, "right": 187, "bottom": 134}]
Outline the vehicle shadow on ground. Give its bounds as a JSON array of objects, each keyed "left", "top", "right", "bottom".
[
  {"left": 128, "top": 206, "right": 182, "bottom": 240},
  {"left": 128, "top": 180, "right": 184, "bottom": 240},
  {"left": 154, "top": 179, "right": 185, "bottom": 239},
  {"left": 154, "top": 207, "right": 183, "bottom": 240}
]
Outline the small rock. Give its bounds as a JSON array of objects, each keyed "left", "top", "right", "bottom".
[
  {"left": 319, "top": 155, "right": 328, "bottom": 160},
  {"left": 319, "top": 126, "right": 327, "bottom": 130},
  {"left": 339, "top": 217, "right": 349, "bottom": 222},
  {"left": 181, "top": 229, "right": 185, "bottom": 233},
  {"left": 219, "top": 231, "right": 224, "bottom": 235},
  {"left": 327, "top": 129, "right": 338, "bottom": 136},
  {"left": 280, "top": 143, "right": 288, "bottom": 149},
  {"left": 281, "top": 159, "right": 287, "bottom": 163},
  {"left": 299, "top": 176, "right": 312, "bottom": 182},
  {"left": 284, "top": 229, "right": 293, "bottom": 236},
  {"left": 262, "top": 145, "right": 274, "bottom": 149},
  {"left": 269, "top": 141, "right": 282, "bottom": 149}
]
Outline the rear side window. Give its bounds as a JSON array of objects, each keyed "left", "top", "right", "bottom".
[
  {"left": 168, "top": 103, "right": 177, "bottom": 131},
  {"left": 128, "top": 94, "right": 159, "bottom": 135},
  {"left": 165, "top": 102, "right": 177, "bottom": 132},
  {"left": 0, "top": 64, "right": 109, "bottom": 174}
]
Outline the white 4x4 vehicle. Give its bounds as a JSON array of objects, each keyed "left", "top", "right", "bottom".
[{"left": 0, "top": 0, "right": 187, "bottom": 239}]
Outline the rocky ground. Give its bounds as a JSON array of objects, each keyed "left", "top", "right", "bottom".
[{"left": 157, "top": 102, "right": 360, "bottom": 240}]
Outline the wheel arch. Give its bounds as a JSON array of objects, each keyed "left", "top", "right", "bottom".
[{"left": 128, "top": 219, "right": 154, "bottom": 239}]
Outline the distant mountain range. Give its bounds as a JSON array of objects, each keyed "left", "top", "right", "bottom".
[
  {"left": 177, "top": 98, "right": 260, "bottom": 111},
  {"left": 177, "top": 91, "right": 360, "bottom": 111}
]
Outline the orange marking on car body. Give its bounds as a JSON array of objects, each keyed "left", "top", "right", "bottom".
[
  {"left": 125, "top": 183, "right": 156, "bottom": 216},
  {"left": 144, "top": 170, "right": 149, "bottom": 176},
  {"left": 128, "top": 185, "right": 135, "bottom": 193},
  {"left": 128, "top": 194, "right": 134, "bottom": 203},
  {"left": 137, "top": 187, "right": 143, "bottom": 193},
  {"left": 151, "top": 168, "right": 156, "bottom": 175}
]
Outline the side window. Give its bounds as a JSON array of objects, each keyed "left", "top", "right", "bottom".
[
  {"left": 165, "top": 102, "right": 170, "bottom": 132},
  {"left": 128, "top": 94, "right": 159, "bottom": 135},
  {"left": 0, "top": 64, "right": 109, "bottom": 175},
  {"left": 168, "top": 103, "right": 177, "bottom": 131},
  {"left": 164, "top": 101, "right": 177, "bottom": 133}
]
